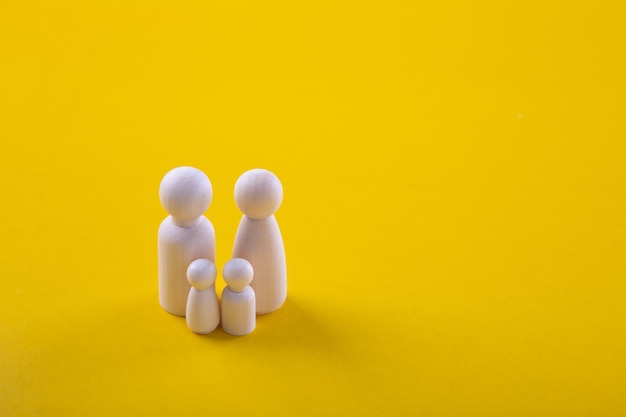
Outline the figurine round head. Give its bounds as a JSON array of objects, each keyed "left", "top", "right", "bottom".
[
  {"left": 234, "top": 169, "right": 283, "bottom": 219},
  {"left": 223, "top": 258, "right": 254, "bottom": 292},
  {"left": 187, "top": 259, "right": 217, "bottom": 290},
  {"left": 160, "top": 166, "right": 212, "bottom": 224}
]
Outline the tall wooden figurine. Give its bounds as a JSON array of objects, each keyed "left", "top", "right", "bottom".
[
  {"left": 158, "top": 166, "right": 215, "bottom": 316},
  {"left": 232, "top": 169, "right": 286, "bottom": 314}
]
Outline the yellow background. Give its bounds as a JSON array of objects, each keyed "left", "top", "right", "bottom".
[{"left": 1, "top": 1, "right": 625, "bottom": 415}]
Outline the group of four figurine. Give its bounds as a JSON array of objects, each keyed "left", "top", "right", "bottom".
[{"left": 157, "top": 166, "right": 287, "bottom": 336}]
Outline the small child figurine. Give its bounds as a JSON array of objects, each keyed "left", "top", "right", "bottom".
[
  {"left": 221, "top": 258, "right": 255, "bottom": 336},
  {"left": 186, "top": 259, "right": 220, "bottom": 334}
]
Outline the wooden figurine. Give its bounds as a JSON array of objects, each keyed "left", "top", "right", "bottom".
[
  {"left": 232, "top": 169, "right": 286, "bottom": 314},
  {"left": 186, "top": 258, "right": 220, "bottom": 334},
  {"left": 158, "top": 166, "right": 216, "bottom": 316},
  {"left": 221, "top": 258, "right": 255, "bottom": 336}
]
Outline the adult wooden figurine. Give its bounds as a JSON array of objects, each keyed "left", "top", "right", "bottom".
[
  {"left": 158, "top": 166, "right": 215, "bottom": 316},
  {"left": 232, "top": 169, "right": 286, "bottom": 314}
]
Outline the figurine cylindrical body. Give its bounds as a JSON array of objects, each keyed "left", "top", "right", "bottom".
[
  {"left": 158, "top": 216, "right": 215, "bottom": 316},
  {"left": 232, "top": 215, "right": 286, "bottom": 314},
  {"left": 221, "top": 287, "right": 256, "bottom": 336},
  {"left": 186, "top": 287, "right": 220, "bottom": 334}
]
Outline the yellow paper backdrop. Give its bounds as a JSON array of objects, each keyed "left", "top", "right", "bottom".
[{"left": 1, "top": 1, "right": 625, "bottom": 416}]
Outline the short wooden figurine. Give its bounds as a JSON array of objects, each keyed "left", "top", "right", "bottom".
[
  {"left": 186, "top": 258, "right": 220, "bottom": 334},
  {"left": 232, "top": 169, "right": 287, "bottom": 314},
  {"left": 221, "top": 258, "right": 256, "bottom": 336},
  {"left": 158, "top": 166, "right": 216, "bottom": 316}
]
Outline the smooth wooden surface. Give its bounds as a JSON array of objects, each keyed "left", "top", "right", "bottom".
[
  {"left": 159, "top": 167, "right": 213, "bottom": 227},
  {"left": 234, "top": 169, "right": 283, "bottom": 220},
  {"left": 158, "top": 167, "right": 216, "bottom": 316},
  {"left": 221, "top": 287, "right": 256, "bottom": 336},
  {"left": 186, "top": 259, "right": 220, "bottom": 334},
  {"left": 158, "top": 216, "right": 215, "bottom": 316},
  {"left": 233, "top": 215, "right": 287, "bottom": 314},
  {"left": 221, "top": 258, "right": 256, "bottom": 336},
  {"left": 233, "top": 169, "right": 287, "bottom": 314}
]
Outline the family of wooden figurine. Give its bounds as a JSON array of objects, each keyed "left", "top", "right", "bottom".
[{"left": 157, "top": 166, "right": 286, "bottom": 336}]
